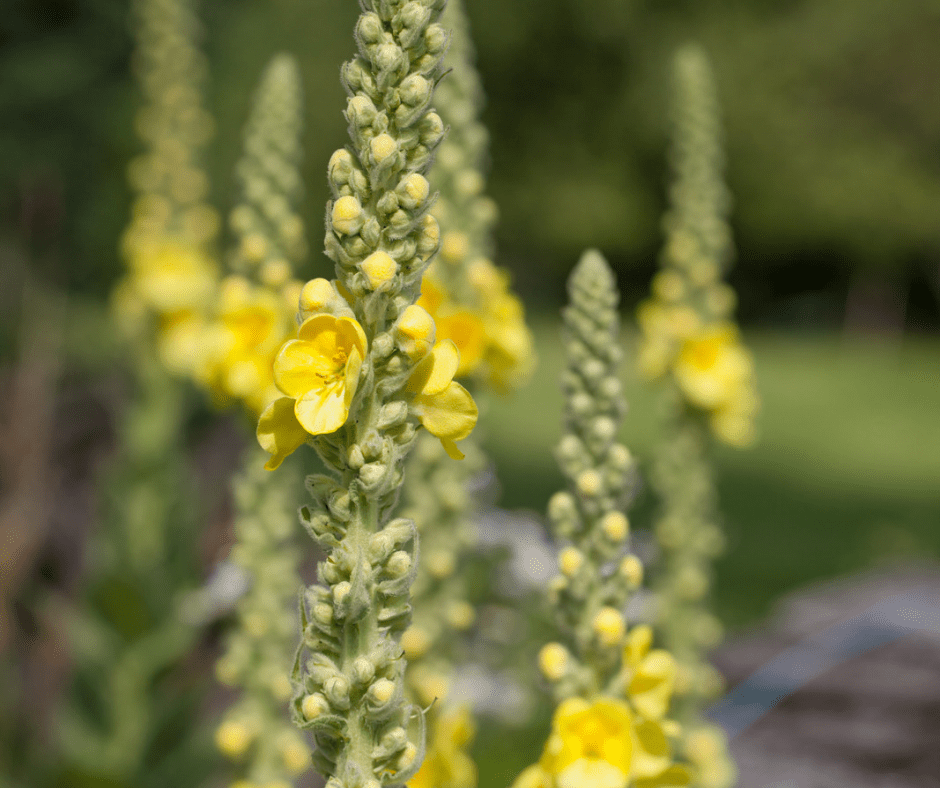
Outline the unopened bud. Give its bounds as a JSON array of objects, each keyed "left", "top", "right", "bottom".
[
  {"left": 332, "top": 195, "right": 364, "bottom": 235},
  {"left": 361, "top": 250, "right": 398, "bottom": 289},
  {"left": 538, "top": 642, "right": 569, "bottom": 682}
]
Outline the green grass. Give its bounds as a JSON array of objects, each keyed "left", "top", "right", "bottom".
[{"left": 480, "top": 320, "right": 940, "bottom": 626}]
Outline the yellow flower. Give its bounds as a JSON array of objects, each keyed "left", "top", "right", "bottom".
[
  {"left": 406, "top": 340, "right": 478, "bottom": 459},
  {"left": 436, "top": 311, "right": 486, "bottom": 376},
  {"left": 480, "top": 288, "right": 535, "bottom": 391},
  {"left": 530, "top": 697, "right": 634, "bottom": 788},
  {"left": 408, "top": 707, "right": 477, "bottom": 788},
  {"left": 417, "top": 278, "right": 486, "bottom": 376},
  {"left": 257, "top": 314, "right": 367, "bottom": 469},
  {"left": 673, "top": 325, "right": 752, "bottom": 411},
  {"left": 623, "top": 626, "right": 677, "bottom": 721},
  {"left": 127, "top": 238, "right": 217, "bottom": 314},
  {"left": 202, "top": 278, "right": 288, "bottom": 413},
  {"left": 684, "top": 725, "right": 736, "bottom": 788}
]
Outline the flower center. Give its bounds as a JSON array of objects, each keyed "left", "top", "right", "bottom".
[{"left": 316, "top": 349, "right": 348, "bottom": 385}]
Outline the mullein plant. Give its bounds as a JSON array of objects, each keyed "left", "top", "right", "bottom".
[
  {"left": 253, "top": 2, "right": 479, "bottom": 787},
  {"left": 512, "top": 251, "right": 690, "bottom": 788},
  {"left": 54, "top": 0, "right": 220, "bottom": 784},
  {"left": 399, "top": 2, "right": 535, "bottom": 786},
  {"left": 208, "top": 55, "right": 313, "bottom": 788},
  {"left": 214, "top": 449, "right": 311, "bottom": 788},
  {"left": 635, "top": 45, "right": 759, "bottom": 788}
]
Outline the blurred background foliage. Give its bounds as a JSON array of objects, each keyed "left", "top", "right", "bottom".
[{"left": 2, "top": 0, "right": 939, "bottom": 332}]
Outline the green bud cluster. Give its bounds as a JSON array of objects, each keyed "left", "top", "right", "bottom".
[
  {"left": 228, "top": 54, "right": 308, "bottom": 284},
  {"left": 290, "top": 3, "right": 459, "bottom": 787},
  {"left": 215, "top": 449, "right": 309, "bottom": 787},
  {"left": 544, "top": 250, "right": 638, "bottom": 698},
  {"left": 323, "top": 0, "right": 449, "bottom": 319},
  {"left": 642, "top": 46, "right": 746, "bottom": 788},
  {"left": 424, "top": 0, "right": 497, "bottom": 293},
  {"left": 662, "top": 45, "right": 734, "bottom": 311},
  {"left": 650, "top": 416, "right": 726, "bottom": 712},
  {"left": 126, "top": 0, "right": 218, "bottom": 243}
]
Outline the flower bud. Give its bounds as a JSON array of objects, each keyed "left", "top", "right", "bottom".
[
  {"left": 356, "top": 12, "right": 384, "bottom": 45},
  {"left": 601, "top": 512, "right": 629, "bottom": 541},
  {"left": 416, "top": 214, "right": 440, "bottom": 258},
  {"left": 593, "top": 606, "right": 626, "bottom": 647},
  {"left": 399, "top": 74, "right": 431, "bottom": 107},
  {"left": 301, "top": 693, "right": 330, "bottom": 721},
  {"left": 377, "top": 400, "right": 408, "bottom": 429},
  {"left": 424, "top": 23, "right": 447, "bottom": 54},
  {"left": 619, "top": 555, "right": 643, "bottom": 589},
  {"left": 398, "top": 172, "right": 430, "bottom": 209},
  {"left": 215, "top": 719, "right": 253, "bottom": 758},
  {"left": 328, "top": 149, "right": 354, "bottom": 187},
  {"left": 386, "top": 550, "right": 411, "bottom": 578},
  {"left": 332, "top": 581, "right": 352, "bottom": 606},
  {"left": 361, "top": 250, "right": 398, "bottom": 289},
  {"left": 324, "top": 675, "right": 351, "bottom": 709},
  {"left": 373, "top": 43, "right": 404, "bottom": 73},
  {"left": 352, "top": 657, "right": 376, "bottom": 686},
  {"left": 299, "top": 278, "right": 336, "bottom": 315},
  {"left": 558, "top": 546, "right": 584, "bottom": 577},
  {"left": 332, "top": 195, "right": 364, "bottom": 235},
  {"left": 368, "top": 678, "right": 396, "bottom": 705},
  {"left": 576, "top": 470, "right": 602, "bottom": 497},
  {"left": 370, "top": 133, "right": 398, "bottom": 165},
  {"left": 347, "top": 95, "right": 377, "bottom": 128},
  {"left": 394, "top": 304, "right": 435, "bottom": 359},
  {"left": 538, "top": 642, "right": 569, "bottom": 681}
]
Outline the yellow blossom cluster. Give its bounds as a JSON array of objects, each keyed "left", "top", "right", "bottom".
[
  {"left": 257, "top": 278, "right": 478, "bottom": 470},
  {"left": 635, "top": 42, "right": 758, "bottom": 448},
  {"left": 519, "top": 625, "right": 687, "bottom": 788},
  {"left": 512, "top": 695, "right": 691, "bottom": 788},
  {"left": 418, "top": 257, "right": 534, "bottom": 391},
  {"left": 637, "top": 294, "right": 758, "bottom": 448}
]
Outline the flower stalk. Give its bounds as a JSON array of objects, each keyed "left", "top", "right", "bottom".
[
  {"left": 253, "top": 3, "right": 481, "bottom": 787},
  {"left": 512, "top": 251, "right": 688, "bottom": 788},
  {"left": 636, "top": 45, "right": 756, "bottom": 788}
]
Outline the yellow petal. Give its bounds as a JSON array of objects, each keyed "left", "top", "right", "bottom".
[
  {"left": 412, "top": 381, "right": 477, "bottom": 443},
  {"left": 624, "top": 625, "right": 653, "bottom": 668},
  {"left": 436, "top": 311, "right": 486, "bottom": 376},
  {"left": 440, "top": 438, "right": 464, "bottom": 460},
  {"left": 295, "top": 382, "right": 348, "bottom": 435},
  {"left": 344, "top": 346, "right": 363, "bottom": 411},
  {"left": 335, "top": 315, "right": 368, "bottom": 358},
  {"left": 631, "top": 719, "right": 670, "bottom": 779},
  {"left": 558, "top": 759, "right": 628, "bottom": 788},
  {"left": 407, "top": 339, "right": 459, "bottom": 395},
  {"left": 257, "top": 397, "right": 309, "bottom": 470},
  {"left": 274, "top": 338, "right": 335, "bottom": 398},
  {"left": 630, "top": 651, "right": 676, "bottom": 720}
]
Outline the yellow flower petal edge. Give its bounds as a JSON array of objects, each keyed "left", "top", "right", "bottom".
[
  {"left": 406, "top": 339, "right": 460, "bottom": 396},
  {"left": 257, "top": 396, "right": 309, "bottom": 470},
  {"left": 411, "top": 381, "right": 478, "bottom": 458}
]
